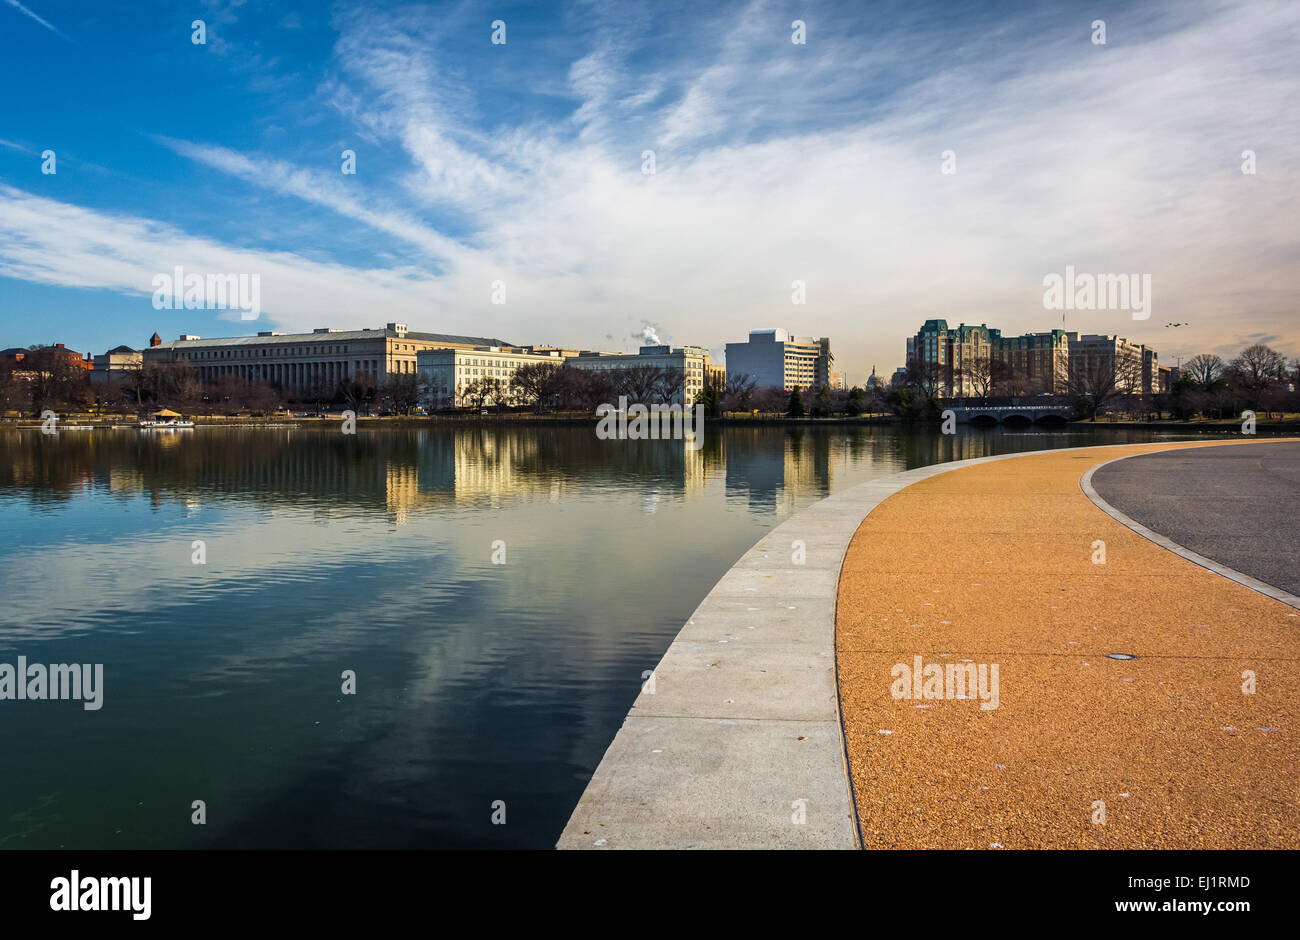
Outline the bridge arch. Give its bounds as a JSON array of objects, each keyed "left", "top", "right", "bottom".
[{"left": 943, "top": 403, "right": 1074, "bottom": 427}]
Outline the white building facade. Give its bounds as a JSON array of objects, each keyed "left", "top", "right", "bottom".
[
  {"left": 565, "top": 345, "right": 710, "bottom": 405},
  {"left": 417, "top": 346, "right": 565, "bottom": 409}
]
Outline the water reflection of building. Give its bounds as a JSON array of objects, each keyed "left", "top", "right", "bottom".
[
  {"left": 683, "top": 445, "right": 708, "bottom": 496},
  {"left": 385, "top": 463, "right": 434, "bottom": 525},
  {"left": 108, "top": 466, "right": 145, "bottom": 495},
  {"left": 452, "top": 431, "right": 553, "bottom": 502},
  {"left": 2, "top": 424, "right": 1040, "bottom": 525},
  {"left": 724, "top": 430, "right": 832, "bottom": 513}
]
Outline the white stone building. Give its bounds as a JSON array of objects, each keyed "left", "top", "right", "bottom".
[{"left": 416, "top": 346, "right": 566, "bottom": 409}]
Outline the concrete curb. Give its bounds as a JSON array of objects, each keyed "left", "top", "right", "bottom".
[
  {"left": 557, "top": 441, "right": 1196, "bottom": 850},
  {"left": 1080, "top": 446, "right": 1300, "bottom": 611}
]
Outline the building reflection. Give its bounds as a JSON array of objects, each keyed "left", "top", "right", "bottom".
[{"left": 0, "top": 424, "right": 1081, "bottom": 522}]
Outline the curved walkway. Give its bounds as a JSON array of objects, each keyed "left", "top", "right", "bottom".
[
  {"left": 557, "top": 450, "right": 1075, "bottom": 848},
  {"left": 836, "top": 438, "right": 1300, "bottom": 849}
]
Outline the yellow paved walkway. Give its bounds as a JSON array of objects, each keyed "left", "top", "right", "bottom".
[{"left": 836, "top": 440, "right": 1300, "bottom": 849}]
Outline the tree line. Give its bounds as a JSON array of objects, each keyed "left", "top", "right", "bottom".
[{"left": 10, "top": 341, "right": 1290, "bottom": 422}]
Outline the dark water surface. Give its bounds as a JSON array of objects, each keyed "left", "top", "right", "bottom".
[{"left": 0, "top": 424, "right": 1203, "bottom": 848}]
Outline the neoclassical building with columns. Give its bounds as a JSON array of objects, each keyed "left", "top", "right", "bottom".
[{"left": 141, "top": 323, "right": 512, "bottom": 391}]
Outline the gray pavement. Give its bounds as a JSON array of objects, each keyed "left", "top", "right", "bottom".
[{"left": 1090, "top": 441, "right": 1300, "bottom": 597}]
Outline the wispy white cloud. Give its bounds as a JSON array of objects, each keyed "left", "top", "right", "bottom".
[
  {"left": 0, "top": 184, "right": 472, "bottom": 336},
  {"left": 3, "top": 0, "right": 71, "bottom": 42},
  {"left": 154, "top": 137, "right": 469, "bottom": 264}
]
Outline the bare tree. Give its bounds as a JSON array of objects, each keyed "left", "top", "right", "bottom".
[
  {"left": 302, "top": 379, "right": 335, "bottom": 414},
  {"left": 244, "top": 382, "right": 283, "bottom": 415},
  {"left": 964, "top": 355, "right": 994, "bottom": 400},
  {"left": 612, "top": 364, "right": 664, "bottom": 404},
  {"left": 382, "top": 373, "right": 422, "bottom": 414},
  {"left": 482, "top": 376, "right": 507, "bottom": 410},
  {"left": 91, "top": 378, "right": 126, "bottom": 414},
  {"left": 511, "top": 361, "right": 564, "bottom": 413},
  {"left": 460, "top": 377, "right": 493, "bottom": 411},
  {"left": 340, "top": 371, "right": 377, "bottom": 413},
  {"left": 724, "top": 372, "right": 757, "bottom": 411},
  {"left": 905, "top": 360, "right": 943, "bottom": 398},
  {"left": 990, "top": 359, "right": 1024, "bottom": 397},
  {"left": 205, "top": 375, "right": 235, "bottom": 413},
  {"left": 24, "top": 346, "right": 93, "bottom": 411},
  {"left": 556, "top": 367, "right": 613, "bottom": 411},
  {"left": 752, "top": 386, "right": 788, "bottom": 413},
  {"left": 655, "top": 366, "right": 684, "bottom": 404},
  {"left": 1227, "top": 344, "right": 1288, "bottom": 406},
  {"left": 1058, "top": 347, "right": 1144, "bottom": 419},
  {"left": 169, "top": 359, "right": 203, "bottom": 405},
  {"left": 1184, "top": 353, "right": 1225, "bottom": 388},
  {"left": 122, "top": 363, "right": 151, "bottom": 406},
  {"left": 0, "top": 364, "right": 24, "bottom": 413}
]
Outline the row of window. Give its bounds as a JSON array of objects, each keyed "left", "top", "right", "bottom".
[
  {"left": 198, "top": 358, "right": 380, "bottom": 372},
  {"left": 185, "top": 344, "right": 360, "bottom": 360},
  {"left": 180, "top": 341, "right": 443, "bottom": 361}
]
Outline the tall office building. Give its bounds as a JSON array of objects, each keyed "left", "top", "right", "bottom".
[
  {"left": 724, "top": 329, "right": 834, "bottom": 391},
  {"left": 996, "top": 330, "right": 1070, "bottom": 394},
  {"left": 910, "top": 320, "right": 1002, "bottom": 397},
  {"left": 908, "top": 322, "right": 1150, "bottom": 398},
  {"left": 1142, "top": 346, "right": 1160, "bottom": 397}
]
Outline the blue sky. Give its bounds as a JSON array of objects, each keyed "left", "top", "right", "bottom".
[{"left": 1, "top": 0, "right": 1296, "bottom": 382}]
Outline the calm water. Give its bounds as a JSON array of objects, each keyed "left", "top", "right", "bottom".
[{"left": 0, "top": 423, "right": 1200, "bottom": 849}]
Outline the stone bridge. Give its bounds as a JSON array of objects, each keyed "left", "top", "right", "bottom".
[{"left": 945, "top": 404, "right": 1073, "bottom": 426}]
